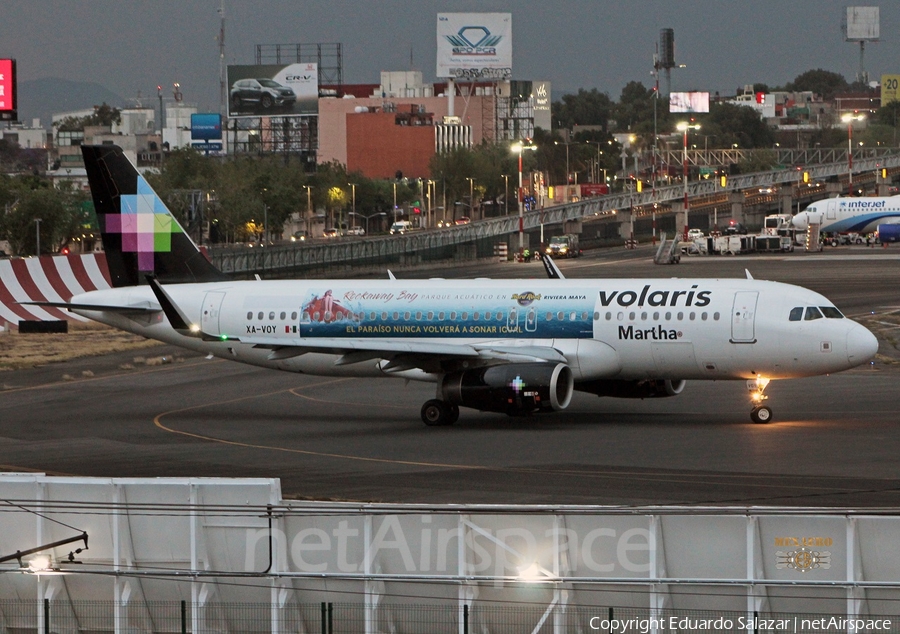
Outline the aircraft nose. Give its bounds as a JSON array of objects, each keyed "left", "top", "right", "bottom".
[
  {"left": 792, "top": 213, "right": 809, "bottom": 230},
  {"left": 847, "top": 324, "right": 878, "bottom": 366}
]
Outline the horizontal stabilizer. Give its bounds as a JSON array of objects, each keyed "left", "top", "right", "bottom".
[{"left": 19, "top": 300, "right": 160, "bottom": 314}]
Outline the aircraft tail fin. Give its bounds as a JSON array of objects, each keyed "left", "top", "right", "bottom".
[{"left": 81, "top": 144, "right": 229, "bottom": 288}]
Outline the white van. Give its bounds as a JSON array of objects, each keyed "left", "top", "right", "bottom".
[{"left": 389, "top": 220, "right": 414, "bottom": 235}]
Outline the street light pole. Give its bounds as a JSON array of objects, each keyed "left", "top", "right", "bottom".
[
  {"left": 34, "top": 218, "right": 41, "bottom": 256},
  {"left": 502, "top": 174, "right": 509, "bottom": 215},
  {"left": 349, "top": 183, "right": 357, "bottom": 229},
  {"left": 676, "top": 121, "right": 700, "bottom": 241},
  {"left": 512, "top": 141, "right": 537, "bottom": 258},
  {"left": 303, "top": 185, "right": 312, "bottom": 234},
  {"left": 466, "top": 177, "right": 475, "bottom": 219},
  {"left": 841, "top": 112, "right": 864, "bottom": 195}
]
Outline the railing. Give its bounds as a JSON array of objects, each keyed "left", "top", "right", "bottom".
[
  {"left": 6, "top": 600, "right": 899, "bottom": 634},
  {"left": 209, "top": 153, "right": 900, "bottom": 276}
]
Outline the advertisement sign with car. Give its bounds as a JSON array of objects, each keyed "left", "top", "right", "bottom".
[{"left": 226, "top": 63, "right": 318, "bottom": 118}]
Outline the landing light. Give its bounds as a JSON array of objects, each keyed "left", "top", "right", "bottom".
[{"left": 189, "top": 324, "right": 201, "bottom": 333}]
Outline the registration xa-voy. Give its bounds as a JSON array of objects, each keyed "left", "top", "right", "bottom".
[{"left": 49, "top": 145, "right": 878, "bottom": 426}]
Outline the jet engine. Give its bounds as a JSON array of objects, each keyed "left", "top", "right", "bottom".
[
  {"left": 577, "top": 379, "right": 686, "bottom": 399},
  {"left": 441, "top": 363, "right": 574, "bottom": 416}
]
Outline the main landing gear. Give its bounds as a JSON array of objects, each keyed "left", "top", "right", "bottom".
[
  {"left": 421, "top": 399, "right": 460, "bottom": 426},
  {"left": 747, "top": 377, "right": 773, "bottom": 424}
]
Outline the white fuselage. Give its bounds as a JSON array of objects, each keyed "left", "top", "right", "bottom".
[
  {"left": 792, "top": 195, "right": 900, "bottom": 234},
  {"left": 69, "top": 277, "right": 877, "bottom": 385}
]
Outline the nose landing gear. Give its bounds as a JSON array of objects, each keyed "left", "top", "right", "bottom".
[{"left": 748, "top": 377, "right": 773, "bottom": 424}]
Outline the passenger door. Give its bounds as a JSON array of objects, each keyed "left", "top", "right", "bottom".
[{"left": 730, "top": 291, "right": 758, "bottom": 343}]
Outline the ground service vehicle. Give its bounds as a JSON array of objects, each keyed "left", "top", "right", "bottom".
[{"left": 545, "top": 234, "right": 580, "bottom": 258}]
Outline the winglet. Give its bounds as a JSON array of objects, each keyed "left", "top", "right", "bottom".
[
  {"left": 540, "top": 254, "right": 565, "bottom": 280},
  {"left": 146, "top": 275, "right": 199, "bottom": 336},
  {"left": 745, "top": 269, "right": 754, "bottom": 280}
]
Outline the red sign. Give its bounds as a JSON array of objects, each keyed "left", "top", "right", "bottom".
[
  {"left": 0, "top": 59, "right": 16, "bottom": 119},
  {"left": 580, "top": 183, "right": 609, "bottom": 197}
]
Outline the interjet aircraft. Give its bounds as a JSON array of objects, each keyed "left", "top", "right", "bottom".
[
  {"left": 32, "top": 146, "right": 879, "bottom": 425},
  {"left": 791, "top": 194, "right": 900, "bottom": 234}
]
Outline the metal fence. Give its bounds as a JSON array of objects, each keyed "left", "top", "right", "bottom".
[{"left": 4, "top": 600, "right": 899, "bottom": 634}]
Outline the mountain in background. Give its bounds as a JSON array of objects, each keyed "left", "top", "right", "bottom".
[{"left": 17, "top": 78, "right": 128, "bottom": 129}]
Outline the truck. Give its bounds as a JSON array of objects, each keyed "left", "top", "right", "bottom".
[{"left": 545, "top": 234, "right": 580, "bottom": 258}]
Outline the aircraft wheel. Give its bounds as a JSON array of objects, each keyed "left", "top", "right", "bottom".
[
  {"left": 750, "top": 406, "right": 773, "bottom": 424},
  {"left": 421, "top": 399, "right": 454, "bottom": 426}
]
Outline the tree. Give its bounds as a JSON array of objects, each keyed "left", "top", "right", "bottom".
[
  {"left": 0, "top": 186, "right": 86, "bottom": 255},
  {"left": 783, "top": 69, "right": 849, "bottom": 100},
  {"left": 552, "top": 88, "right": 612, "bottom": 131}
]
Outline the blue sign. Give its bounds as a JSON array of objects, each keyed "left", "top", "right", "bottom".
[{"left": 191, "top": 114, "right": 222, "bottom": 141}]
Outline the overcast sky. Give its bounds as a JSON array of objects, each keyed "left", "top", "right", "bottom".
[{"left": 4, "top": 0, "right": 897, "bottom": 113}]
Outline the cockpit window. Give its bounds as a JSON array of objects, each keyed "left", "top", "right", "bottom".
[
  {"left": 804, "top": 307, "right": 824, "bottom": 321},
  {"left": 789, "top": 307, "right": 803, "bottom": 321},
  {"left": 820, "top": 306, "right": 844, "bottom": 319}
]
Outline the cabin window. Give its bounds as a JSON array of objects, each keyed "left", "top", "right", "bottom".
[
  {"left": 689, "top": 312, "right": 696, "bottom": 320},
  {"left": 653, "top": 312, "right": 660, "bottom": 320},
  {"left": 677, "top": 312, "right": 684, "bottom": 320},
  {"left": 246, "top": 312, "right": 253, "bottom": 320},
  {"left": 557, "top": 312, "right": 565, "bottom": 321},
  {"left": 257, "top": 312, "right": 264, "bottom": 320},
  {"left": 473, "top": 312, "right": 480, "bottom": 320},
  {"left": 628, "top": 312, "right": 635, "bottom": 321},
  {"left": 313, "top": 312, "right": 320, "bottom": 321},
  {"left": 546, "top": 312, "right": 554, "bottom": 321},
  {"left": 450, "top": 311, "right": 457, "bottom": 320},
  {"left": 789, "top": 307, "right": 803, "bottom": 321},
  {"left": 582, "top": 311, "right": 589, "bottom": 320},
  {"left": 641, "top": 312, "right": 648, "bottom": 320},
  {"left": 415, "top": 311, "right": 422, "bottom": 320},
  {"left": 617, "top": 312, "right": 624, "bottom": 321},
  {"left": 439, "top": 312, "right": 446, "bottom": 320},
  {"left": 404, "top": 311, "right": 411, "bottom": 320},
  {"left": 713, "top": 312, "right": 720, "bottom": 320},
  {"left": 605, "top": 312, "right": 611, "bottom": 320},
  {"left": 302, "top": 311, "right": 310, "bottom": 321},
  {"left": 291, "top": 312, "right": 297, "bottom": 320},
  {"left": 392, "top": 312, "right": 399, "bottom": 320},
  {"left": 701, "top": 312, "right": 708, "bottom": 321},
  {"left": 462, "top": 312, "right": 468, "bottom": 320},
  {"left": 665, "top": 311, "right": 672, "bottom": 320},
  {"left": 804, "top": 307, "right": 824, "bottom": 321},
  {"left": 820, "top": 306, "right": 844, "bottom": 319},
  {"left": 381, "top": 312, "right": 388, "bottom": 320},
  {"left": 269, "top": 312, "right": 275, "bottom": 320},
  {"left": 323, "top": 311, "right": 332, "bottom": 322},
  {"left": 280, "top": 311, "right": 286, "bottom": 320}
]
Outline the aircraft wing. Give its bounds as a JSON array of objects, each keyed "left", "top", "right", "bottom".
[{"left": 235, "top": 335, "right": 568, "bottom": 372}]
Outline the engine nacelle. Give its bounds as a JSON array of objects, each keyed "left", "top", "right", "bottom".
[
  {"left": 577, "top": 379, "right": 686, "bottom": 399},
  {"left": 442, "top": 363, "right": 574, "bottom": 415}
]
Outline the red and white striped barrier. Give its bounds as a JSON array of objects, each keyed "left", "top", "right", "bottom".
[{"left": 0, "top": 254, "right": 112, "bottom": 328}]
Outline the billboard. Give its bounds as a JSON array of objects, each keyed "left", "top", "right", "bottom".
[
  {"left": 881, "top": 75, "right": 900, "bottom": 105},
  {"left": 0, "top": 58, "right": 17, "bottom": 121},
  {"left": 191, "top": 113, "right": 222, "bottom": 141},
  {"left": 227, "top": 63, "right": 318, "bottom": 118},
  {"left": 437, "top": 13, "right": 512, "bottom": 80},
  {"left": 669, "top": 91, "right": 709, "bottom": 113},
  {"left": 845, "top": 6, "right": 879, "bottom": 41},
  {"left": 533, "top": 81, "right": 551, "bottom": 131}
]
